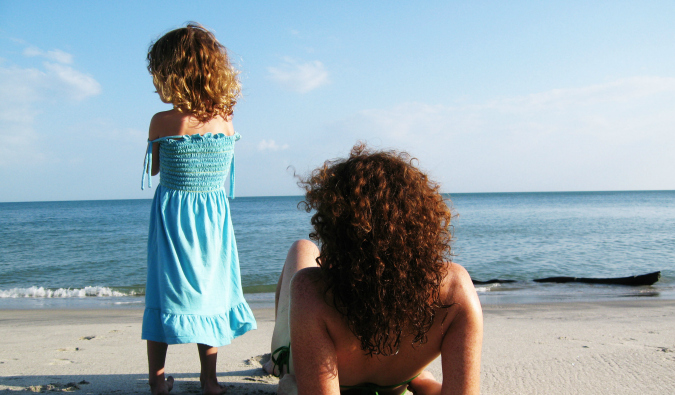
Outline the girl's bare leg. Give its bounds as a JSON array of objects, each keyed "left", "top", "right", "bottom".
[
  {"left": 197, "top": 344, "right": 225, "bottom": 394},
  {"left": 147, "top": 340, "right": 174, "bottom": 394},
  {"left": 264, "top": 240, "right": 320, "bottom": 376}
]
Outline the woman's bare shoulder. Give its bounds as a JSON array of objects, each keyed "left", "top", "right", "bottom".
[
  {"left": 290, "top": 267, "right": 324, "bottom": 302},
  {"left": 441, "top": 262, "right": 481, "bottom": 313}
]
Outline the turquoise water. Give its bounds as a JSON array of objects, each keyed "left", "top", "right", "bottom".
[{"left": 1, "top": 191, "right": 674, "bottom": 308}]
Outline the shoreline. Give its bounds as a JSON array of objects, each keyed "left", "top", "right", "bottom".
[
  {"left": 1, "top": 300, "right": 674, "bottom": 394},
  {"left": 2, "top": 282, "right": 674, "bottom": 311}
]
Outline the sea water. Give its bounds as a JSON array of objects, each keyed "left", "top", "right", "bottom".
[{"left": 1, "top": 191, "right": 673, "bottom": 309}]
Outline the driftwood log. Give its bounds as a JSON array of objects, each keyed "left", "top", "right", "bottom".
[
  {"left": 471, "top": 279, "right": 517, "bottom": 285},
  {"left": 533, "top": 271, "right": 660, "bottom": 286},
  {"left": 471, "top": 271, "right": 661, "bottom": 286}
]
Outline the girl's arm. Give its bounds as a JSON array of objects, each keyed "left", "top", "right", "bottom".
[
  {"left": 289, "top": 269, "right": 341, "bottom": 395},
  {"left": 148, "top": 113, "right": 162, "bottom": 176},
  {"left": 439, "top": 264, "right": 483, "bottom": 395},
  {"left": 150, "top": 141, "right": 160, "bottom": 176}
]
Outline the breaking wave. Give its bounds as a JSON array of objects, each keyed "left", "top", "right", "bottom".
[{"left": 0, "top": 286, "right": 142, "bottom": 298}]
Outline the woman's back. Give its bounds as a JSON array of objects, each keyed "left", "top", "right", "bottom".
[{"left": 290, "top": 261, "right": 481, "bottom": 394}]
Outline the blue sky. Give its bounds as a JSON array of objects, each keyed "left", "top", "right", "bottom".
[{"left": 1, "top": 1, "right": 674, "bottom": 202}]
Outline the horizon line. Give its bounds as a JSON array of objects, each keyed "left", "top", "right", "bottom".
[{"left": 2, "top": 189, "right": 674, "bottom": 204}]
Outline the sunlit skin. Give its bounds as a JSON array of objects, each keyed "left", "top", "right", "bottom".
[
  {"left": 148, "top": 107, "right": 234, "bottom": 176},
  {"left": 265, "top": 240, "right": 483, "bottom": 395}
]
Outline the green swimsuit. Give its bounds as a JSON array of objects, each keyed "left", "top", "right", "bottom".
[{"left": 339, "top": 372, "right": 420, "bottom": 395}]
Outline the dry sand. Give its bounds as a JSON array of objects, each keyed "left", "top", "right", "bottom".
[{"left": 1, "top": 300, "right": 674, "bottom": 394}]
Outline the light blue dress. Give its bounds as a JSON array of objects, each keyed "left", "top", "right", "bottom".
[{"left": 140, "top": 132, "right": 256, "bottom": 347}]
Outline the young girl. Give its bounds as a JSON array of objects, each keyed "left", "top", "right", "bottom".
[{"left": 141, "top": 23, "right": 256, "bottom": 395}]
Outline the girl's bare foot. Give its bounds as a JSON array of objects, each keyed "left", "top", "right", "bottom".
[
  {"left": 200, "top": 375, "right": 226, "bottom": 395},
  {"left": 149, "top": 375, "right": 174, "bottom": 395}
]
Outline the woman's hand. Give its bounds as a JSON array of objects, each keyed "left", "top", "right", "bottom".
[{"left": 407, "top": 370, "right": 442, "bottom": 395}]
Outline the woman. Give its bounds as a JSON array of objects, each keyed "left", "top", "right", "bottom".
[{"left": 264, "top": 144, "right": 482, "bottom": 395}]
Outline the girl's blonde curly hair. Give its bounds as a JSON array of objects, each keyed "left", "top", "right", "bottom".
[{"left": 148, "top": 23, "right": 240, "bottom": 122}]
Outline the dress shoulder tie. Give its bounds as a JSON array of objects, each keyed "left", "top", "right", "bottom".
[
  {"left": 141, "top": 136, "right": 177, "bottom": 190},
  {"left": 141, "top": 139, "right": 154, "bottom": 190}
]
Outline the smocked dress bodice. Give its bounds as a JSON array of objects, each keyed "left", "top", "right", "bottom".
[{"left": 142, "top": 132, "right": 240, "bottom": 196}]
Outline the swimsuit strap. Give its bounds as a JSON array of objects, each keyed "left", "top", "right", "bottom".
[
  {"left": 270, "top": 344, "right": 291, "bottom": 377},
  {"left": 340, "top": 372, "right": 421, "bottom": 395}
]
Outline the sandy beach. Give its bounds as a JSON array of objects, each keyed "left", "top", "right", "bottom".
[{"left": 1, "top": 300, "right": 674, "bottom": 394}]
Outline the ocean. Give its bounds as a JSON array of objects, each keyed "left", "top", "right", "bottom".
[{"left": 1, "top": 191, "right": 674, "bottom": 309}]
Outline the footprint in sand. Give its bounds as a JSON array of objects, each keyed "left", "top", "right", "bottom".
[
  {"left": 243, "top": 377, "right": 278, "bottom": 384},
  {"left": 49, "top": 359, "right": 73, "bottom": 365},
  {"left": 183, "top": 381, "right": 209, "bottom": 394},
  {"left": 79, "top": 335, "right": 97, "bottom": 340},
  {"left": 247, "top": 354, "right": 270, "bottom": 366},
  {"left": 57, "top": 347, "right": 81, "bottom": 352}
]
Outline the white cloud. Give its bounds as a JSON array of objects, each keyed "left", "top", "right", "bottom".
[
  {"left": 23, "top": 46, "right": 73, "bottom": 64},
  {"left": 257, "top": 139, "right": 289, "bottom": 151},
  {"left": 0, "top": 45, "right": 101, "bottom": 166},
  {"left": 43, "top": 62, "right": 101, "bottom": 100},
  {"left": 268, "top": 57, "right": 329, "bottom": 93},
  {"left": 0, "top": 62, "right": 101, "bottom": 123},
  {"left": 327, "top": 76, "right": 675, "bottom": 192},
  {"left": 340, "top": 76, "right": 675, "bottom": 142},
  {"left": 492, "top": 76, "right": 675, "bottom": 112}
]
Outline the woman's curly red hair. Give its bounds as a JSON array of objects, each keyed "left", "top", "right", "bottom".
[
  {"left": 147, "top": 23, "right": 240, "bottom": 122},
  {"left": 300, "top": 143, "right": 454, "bottom": 356}
]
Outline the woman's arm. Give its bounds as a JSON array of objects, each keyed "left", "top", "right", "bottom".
[
  {"left": 440, "top": 264, "right": 483, "bottom": 395},
  {"left": 290, "top": 269, "right": 341, "bottom": 395}
]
